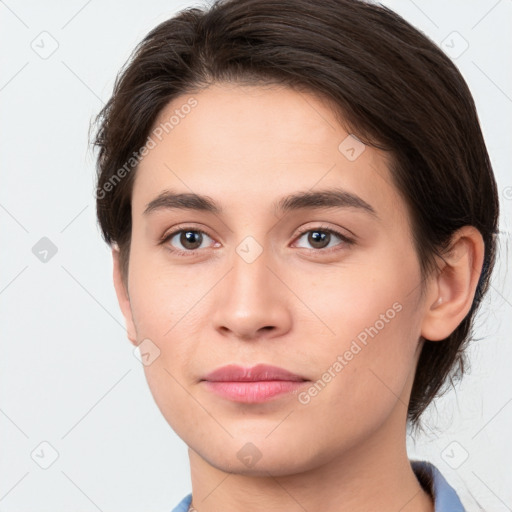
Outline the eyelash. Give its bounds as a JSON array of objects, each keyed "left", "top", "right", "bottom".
[{"left": 159, "top": 225, "right": 354, "bottom": 257}]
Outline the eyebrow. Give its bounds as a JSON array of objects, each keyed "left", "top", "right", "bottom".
[
  {"left": 144, "top": 190, "right": 221, "bottom": 215},
  {"left": 143, "top": 187, "right": 378, "bottom": 218},
  {"left": 275, "top": 188, "right": 377, "bottom": 217}
]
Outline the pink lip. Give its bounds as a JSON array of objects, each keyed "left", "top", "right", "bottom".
[{"left": 201, "top": 364, "right": 309, "bottom": 403}]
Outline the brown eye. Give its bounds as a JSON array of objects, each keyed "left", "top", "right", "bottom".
[
  {"left": 307, "top": 230, "right": 331, "bottom": 249},
  {"left": 163, "top": 228, "right": 214, "bottom": 254},
  {"left": 179, "top": 230, "right": 204, "bottom": 250},
  {"left": 294, "top": 228, "right": 352, "bottom": 251}
]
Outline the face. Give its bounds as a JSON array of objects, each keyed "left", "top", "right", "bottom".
[{"left": 117, "top": 82, "right": 431, "bottom": 475}]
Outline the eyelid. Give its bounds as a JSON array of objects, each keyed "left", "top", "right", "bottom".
[
  {"left": 160, "top": 223, "right": 213, "bottom": 242},
  {"left": 293, "top": 223, "right": 353, "bottom": 240}
]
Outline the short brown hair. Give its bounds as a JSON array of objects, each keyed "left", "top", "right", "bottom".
[{"left": 92, "top": 0, "right": 499, "bottom": 429}]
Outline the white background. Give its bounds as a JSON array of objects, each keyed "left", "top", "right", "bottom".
[{"left": 0, "top": 1, "right": 511, "bottom": 511}]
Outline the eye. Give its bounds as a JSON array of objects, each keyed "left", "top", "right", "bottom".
[
  {"left": 161, "top": 227, "right": 216, "bottom": 255},
  {"left": 293, "top": 227, "right": 353, "bottom": 251},
  {"left": 159, "top": 225, "right": 354, "bottom": 257}
]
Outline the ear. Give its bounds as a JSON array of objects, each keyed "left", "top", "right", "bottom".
[
  {"left": 421, "top": 226, "right": 485, "bottom": 341},
  {"left": 112, "top": 247, "right": 138, "bottom": 346}
]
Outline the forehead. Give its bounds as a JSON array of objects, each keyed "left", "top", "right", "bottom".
[{"left": 132, "top": 83, "right": 405, "bottom": 223}]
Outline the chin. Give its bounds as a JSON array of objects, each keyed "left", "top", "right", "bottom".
[{"left": 194, "top": 436, "right": 324, "bottom": 477}]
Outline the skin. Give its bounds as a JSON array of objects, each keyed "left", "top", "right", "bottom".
[{"left": 112, "top": 82, "right": 484, "bottom": 512}]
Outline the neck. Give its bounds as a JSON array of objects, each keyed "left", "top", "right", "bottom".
[{"left": 186, "top": 403, "right": 434, "bottom": 512}]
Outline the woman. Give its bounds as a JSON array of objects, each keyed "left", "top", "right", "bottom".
[{"left": 92, "top": 0, "right": 499, "bottom": 510}]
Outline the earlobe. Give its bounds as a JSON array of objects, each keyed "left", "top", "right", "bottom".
[
  {"left": 112, "top": 247, "right": 138, "bottom": 346},
  {"left": 420, "top": 226, "right": 485, "bottom": 342}
]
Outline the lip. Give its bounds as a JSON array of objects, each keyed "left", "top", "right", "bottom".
[
  {"left": 201, "top": 364, "right": 309, "bottom": 403},
  {"left": 203, "top": 363, "right": 307, "bottom": 382}
]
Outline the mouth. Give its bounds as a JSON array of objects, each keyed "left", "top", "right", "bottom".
[{"left": 200, "top": 363, "right": 310, "bottom": 403}]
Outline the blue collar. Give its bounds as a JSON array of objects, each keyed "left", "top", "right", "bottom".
[
  {"left": 410, "top": 459, "right": 466, "bottom": 511},
  {"left": 171, "top": 492, "right": 192, "bottom": 512},
  {"left": 171, "top": 460, "right": 465, "bottom": 512}
]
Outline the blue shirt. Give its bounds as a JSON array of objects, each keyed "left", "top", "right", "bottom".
[{"left": 171, "top": 459, "right": 465, "bottom": 512}]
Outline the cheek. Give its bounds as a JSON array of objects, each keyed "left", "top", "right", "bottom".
[
  {"left": 289, "top": 251, "right": 423, "bottom": 418},
  {"left": 289, "top": 251, "right": 420, "bottom": 353},
  {"left": 289, "top": 306, "right": 420, "bottom": 450},
  {"left": 128, "top": 256, "right": 206, "bottom": 439},
  {"left": 127, "top": 240, "right": 205, "bottom": 339}
]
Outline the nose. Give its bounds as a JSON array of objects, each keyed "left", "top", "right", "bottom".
[{"left": 212, "top": 241, "right": 292, "bottom": 341}]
